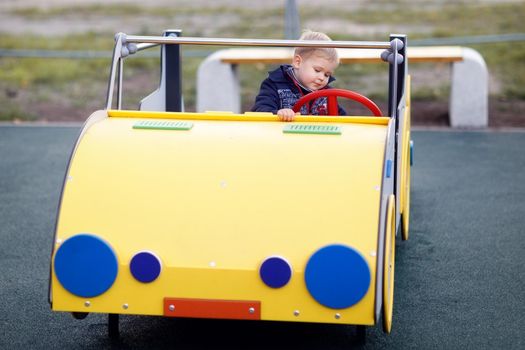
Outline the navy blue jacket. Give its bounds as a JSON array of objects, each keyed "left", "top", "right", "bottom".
[{"left": 251, "top": 65, "right": 346, "bottom": 116}]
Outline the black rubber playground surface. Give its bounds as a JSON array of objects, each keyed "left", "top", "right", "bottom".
[{"left": 0, "top": 125, "right": 524, "bottom": 349}]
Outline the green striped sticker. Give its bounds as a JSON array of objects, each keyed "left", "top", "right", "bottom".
[
  {"left": 133, "top": 120, "right": 193, "bottom": 130},
  {"left": 283, "top": 124, "right": 341, "bottom": 135}
]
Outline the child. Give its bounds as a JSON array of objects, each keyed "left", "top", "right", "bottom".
[{"left": 251, "top": 30, "right": 346, "bottom": 121}]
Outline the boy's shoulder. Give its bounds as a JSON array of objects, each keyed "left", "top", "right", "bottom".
[{"left": 267, "top": 65, "right": 293, "bottom": 84}]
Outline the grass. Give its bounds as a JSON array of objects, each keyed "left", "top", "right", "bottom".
[
  {"left": 304, "top": 2, "right": 525, "bottom": 38},
  {"left": 0, "top": 103, "right": 36, "bottom": 122},
  {"left": 0, "top": 1, "right": 524, "bottom": 121},
  {"left": 478, "top": 41, "right": 525, "bottom": 99},
  {"left": 0, "top": 32, "right": 111, "bottom": 50}
]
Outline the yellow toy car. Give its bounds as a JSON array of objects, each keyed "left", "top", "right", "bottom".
[{"left": 49, "top": 31, "right": 412, "bottom": 341}]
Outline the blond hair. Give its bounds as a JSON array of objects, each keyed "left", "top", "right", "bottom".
[{"left": 294, "top": 30, "right": 339, "bottom": 63}]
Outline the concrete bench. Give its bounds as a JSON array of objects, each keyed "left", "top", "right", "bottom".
[{"left": 197, "top": 46, "right": 488, "bottom": 128}]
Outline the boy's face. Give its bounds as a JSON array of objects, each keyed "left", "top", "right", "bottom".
[{"left": 292, "top": 52, "right": 338, "bottom": 91}]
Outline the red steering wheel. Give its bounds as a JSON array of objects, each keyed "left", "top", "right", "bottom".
[{"left": 292, "top": 88, "right": 383, "bottom": 116}]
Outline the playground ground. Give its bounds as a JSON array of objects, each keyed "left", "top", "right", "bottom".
[{"left": 0, "top": 125, "right": 523, "bottom": 349}]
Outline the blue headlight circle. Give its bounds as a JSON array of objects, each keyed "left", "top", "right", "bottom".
[
  {"left": 260, "top": 256, "right": 292, "bottom": 288},
  {"left": 130, "top": 251, "right": 162, "bottom": 283},
  {"left": 54, "top": 234, "right": 118, "bottom": 298},
  {"left": 305, "top": 244, "right": 370, "bottom": 309}
]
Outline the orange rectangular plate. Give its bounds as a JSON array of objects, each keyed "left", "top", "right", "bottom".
[{"left": 163, "top": 298, "right": 261, "bottom": 320}]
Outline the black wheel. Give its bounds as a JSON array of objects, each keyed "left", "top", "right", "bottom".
[
  {"left": 71, "top": 312, "right": 88, "bottom": 320},
  {"left": 108, "top": 313, "right": 119, "bottom": 339}
]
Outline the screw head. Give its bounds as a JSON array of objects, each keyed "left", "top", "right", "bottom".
[
  {"left": 122, "top": 303, "right": 129, "bottom": 310},
  {"left": 248, "top": 307, "right": 255, "bottom": 314},
  {"left": 84, "top": 301, "right": 91, "bottom": 307},
  {"left": 169, "top": 304, "right": 175, "bottom": 311},
  {"left": 293, "top": 310, "right": 300, "bottom": 317},
  {"left": 335, "top": 313, "right": 341, "bottom": 319}
]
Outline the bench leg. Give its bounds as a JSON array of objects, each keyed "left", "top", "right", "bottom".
[
  {"left": 197, "top": 51, "right": 241, "bottom": 113},
  {"left": 450, "top": 47, "right": 488, "bottom": 128}
]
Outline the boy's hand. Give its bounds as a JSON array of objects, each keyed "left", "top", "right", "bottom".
[{"left": 277, "top": 108, "right": 298, "bottom": 122}]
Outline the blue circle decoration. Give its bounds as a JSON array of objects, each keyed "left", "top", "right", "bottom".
[
  {"left": 54, "top": 234, "right": 118, "bottom": 298},
  {"left": 130, "top": 251, "right": 162, "bottom": 283},
  {"left": 260, "top": 256, "right": 292, "bottom": 288},
  {"left": 305, "top": 244, "right": 370, "bottom": 309}
]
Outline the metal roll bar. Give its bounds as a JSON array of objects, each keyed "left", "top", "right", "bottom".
[
  {"left": 136, "top": 43, "right": 159, "bottom": 52},
  {"left": 125, "top": 35, "right": 392, "bottom": 49},
  {"left": 106, "top": 32, "right": 403, "bottom": 111}
]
